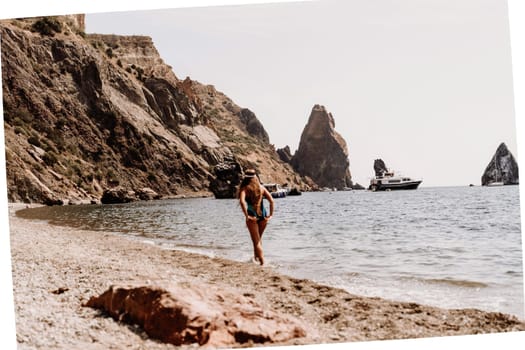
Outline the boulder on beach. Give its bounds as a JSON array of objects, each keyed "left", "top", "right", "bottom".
[
  {"left": 136, "top": 187, "right": 161, "bottom": 201},
  {"left": 85, "top": 283, "right": 307, "bottom": 348},
  {"left": 100, "top": 187, "right": 138, "bottom": 204}
]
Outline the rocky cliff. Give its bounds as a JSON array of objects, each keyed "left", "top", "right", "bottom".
[
  {"left": 481, "top": 142, "right": 519, "bottom": 186},
  {"left": 1, "top": 15, "right": 304, "bottom": 204},
  {"left": 288, "top": 105, "right": 352, "bottom": 190}
]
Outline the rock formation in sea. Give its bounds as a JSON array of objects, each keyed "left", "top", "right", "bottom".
[
  {"left": 352, "top": 183, "right": 366, "bottom": 190},
  {"left": 481, "top": 142, "right": 519, "bottom": 186},
  {"left": 373, "top": 159, "right": 389, "bottom": 177},
  {"left": 1, "top": 15, "right": 306, "bottom": 204},
  {"left": 289, "top": 105, "right": 352, "bottom": 190}
]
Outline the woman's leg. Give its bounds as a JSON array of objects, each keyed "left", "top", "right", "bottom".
[
  {"left": 246, "top": 219, "right": 264, "bottom": 265},
  {"left": 258, "top": 219, "right": 268, "bottom": 240}
]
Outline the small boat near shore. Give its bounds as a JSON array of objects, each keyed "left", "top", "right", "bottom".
[
  {"left": 369, "top": 171, "right": 422, "bottom": 191},
  {"left": 263, "top": 183, "right": 287, "bottom": 198}
]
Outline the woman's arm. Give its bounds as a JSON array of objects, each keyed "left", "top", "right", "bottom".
[
  {"left": 262, "top": 186, "right": 274, "bottom": 218},
  {"left": 239, "top": 190, "right": 249, "bottom": 218},
  {"left": 239, "top": 190, "right": 256, "bottom": 221}
]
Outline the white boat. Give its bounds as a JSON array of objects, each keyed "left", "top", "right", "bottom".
[
  {"left": 369, "top": 170, "right": 422, "bottom": 191},
  {"left": 263, "top": 183, "right": 287, "bottom": 198}
]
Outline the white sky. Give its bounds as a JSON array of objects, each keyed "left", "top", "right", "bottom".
[
  {"left": 1, "top": 1, "right": 525, "bottom": 350},
  {"left": 84, "top": 0, "right": 518, "bottom": 187}
]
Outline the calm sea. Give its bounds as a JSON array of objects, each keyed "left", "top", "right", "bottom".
[{"left": 16, "top": 186, "right": 524, "bottom": 318}]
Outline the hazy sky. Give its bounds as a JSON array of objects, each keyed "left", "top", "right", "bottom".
[
  {"left": 85, "top": 0, "right": 518, "bottom": 187},
  {"left": 1, "top": 2, "right": 525, "bottom": 350}
]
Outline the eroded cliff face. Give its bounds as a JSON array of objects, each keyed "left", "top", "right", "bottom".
[
  {"left": 481, "top": 142, "right": 519, "bottom": 186},
  {"left": 1, "top": 15, "right": 303, "bottom": 204},
  {"left": 289, "top": 105, "right": 352, "bottom": 190}
]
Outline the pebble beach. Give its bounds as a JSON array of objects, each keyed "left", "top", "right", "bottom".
[{"left": 7, "top": 203, "right": 525, "bottom": 349}]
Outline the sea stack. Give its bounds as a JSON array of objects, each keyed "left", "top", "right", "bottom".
[
  {"left": 373, "top": 159, "right": 389, "bottom": 177},
  {"left": 290, "top": 105, "right": 352, "bottom": 189},
  {"left": 481, "top": 142, "right": 519, "bottom": 186}
]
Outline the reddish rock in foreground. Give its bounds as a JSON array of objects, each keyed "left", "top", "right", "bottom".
[{"left": 84, "top": 283, "right": 307, "bottom": 347}]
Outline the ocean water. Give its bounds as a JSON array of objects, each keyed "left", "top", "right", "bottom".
[{"left": 17, "top": 186, "right": 524, "bottom": 318}]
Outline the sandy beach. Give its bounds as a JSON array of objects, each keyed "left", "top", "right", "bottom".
[{"left": 7, "top": 203, "right": 525, "bottom": 349}]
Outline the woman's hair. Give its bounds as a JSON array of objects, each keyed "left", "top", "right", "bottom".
[{"left": 238, "top": 169, "right": 263, "bottom": 215}]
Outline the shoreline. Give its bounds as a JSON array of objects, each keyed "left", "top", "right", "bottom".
[{"left": 7, "top": 203, "right": 525, "bottom": 348}]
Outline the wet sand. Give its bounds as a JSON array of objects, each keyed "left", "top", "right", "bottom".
[{"left": 7, "top": 203, "right": 525, "bottom": 349}]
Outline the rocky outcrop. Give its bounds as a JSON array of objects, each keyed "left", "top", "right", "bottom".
[
  {"left": 373, "top": 159, "right": 389, "bottom": 177},
  {"left": 209, "top": 157, "right": 243, "bottom": 199},
  {"left": 352, "top": 183, "right": 366, "bottom": 190},
  {"left": 239, "top": 108, "right": 269, "bottom": 143},
  {"left": 277, "top": 146, "right": 293, "bottom": 163},
  {"left": 290, "top": 105, "right": 352, "bottom": 189},
  {"left": 88, "top": 34, "right": 179, "bottom": 85},
  {"left": 481, "top": 143, "right": 519, "bottom": 185},
  {"left": 1, "top": 15, "right": 306, "bottom": 204},
  {"left": 136, "top": 187, "right": 161, "bottom": 201},
  {"left": 85, "top": 283, "right": 307, "bottom": 348},
  {"left": 100, "top": 186, "right": 160, "bottom": 203},
  {"left": 100, "top": 187, "right": 138, "bottom": 204}
]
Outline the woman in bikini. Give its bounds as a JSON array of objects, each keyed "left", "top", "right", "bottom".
[{"left": 238, "top": 169, "right": 274, "bottom": 265}]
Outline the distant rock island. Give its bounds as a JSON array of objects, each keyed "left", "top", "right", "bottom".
[
  {"left": 278, "top": 105, "right": 352, "bottom": 190},
  {"left": 1, "top": 15, "right": 309, "bottom": 204},
  {"left": 481, "top": 142, "right": 519, "bottom": 186}
]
